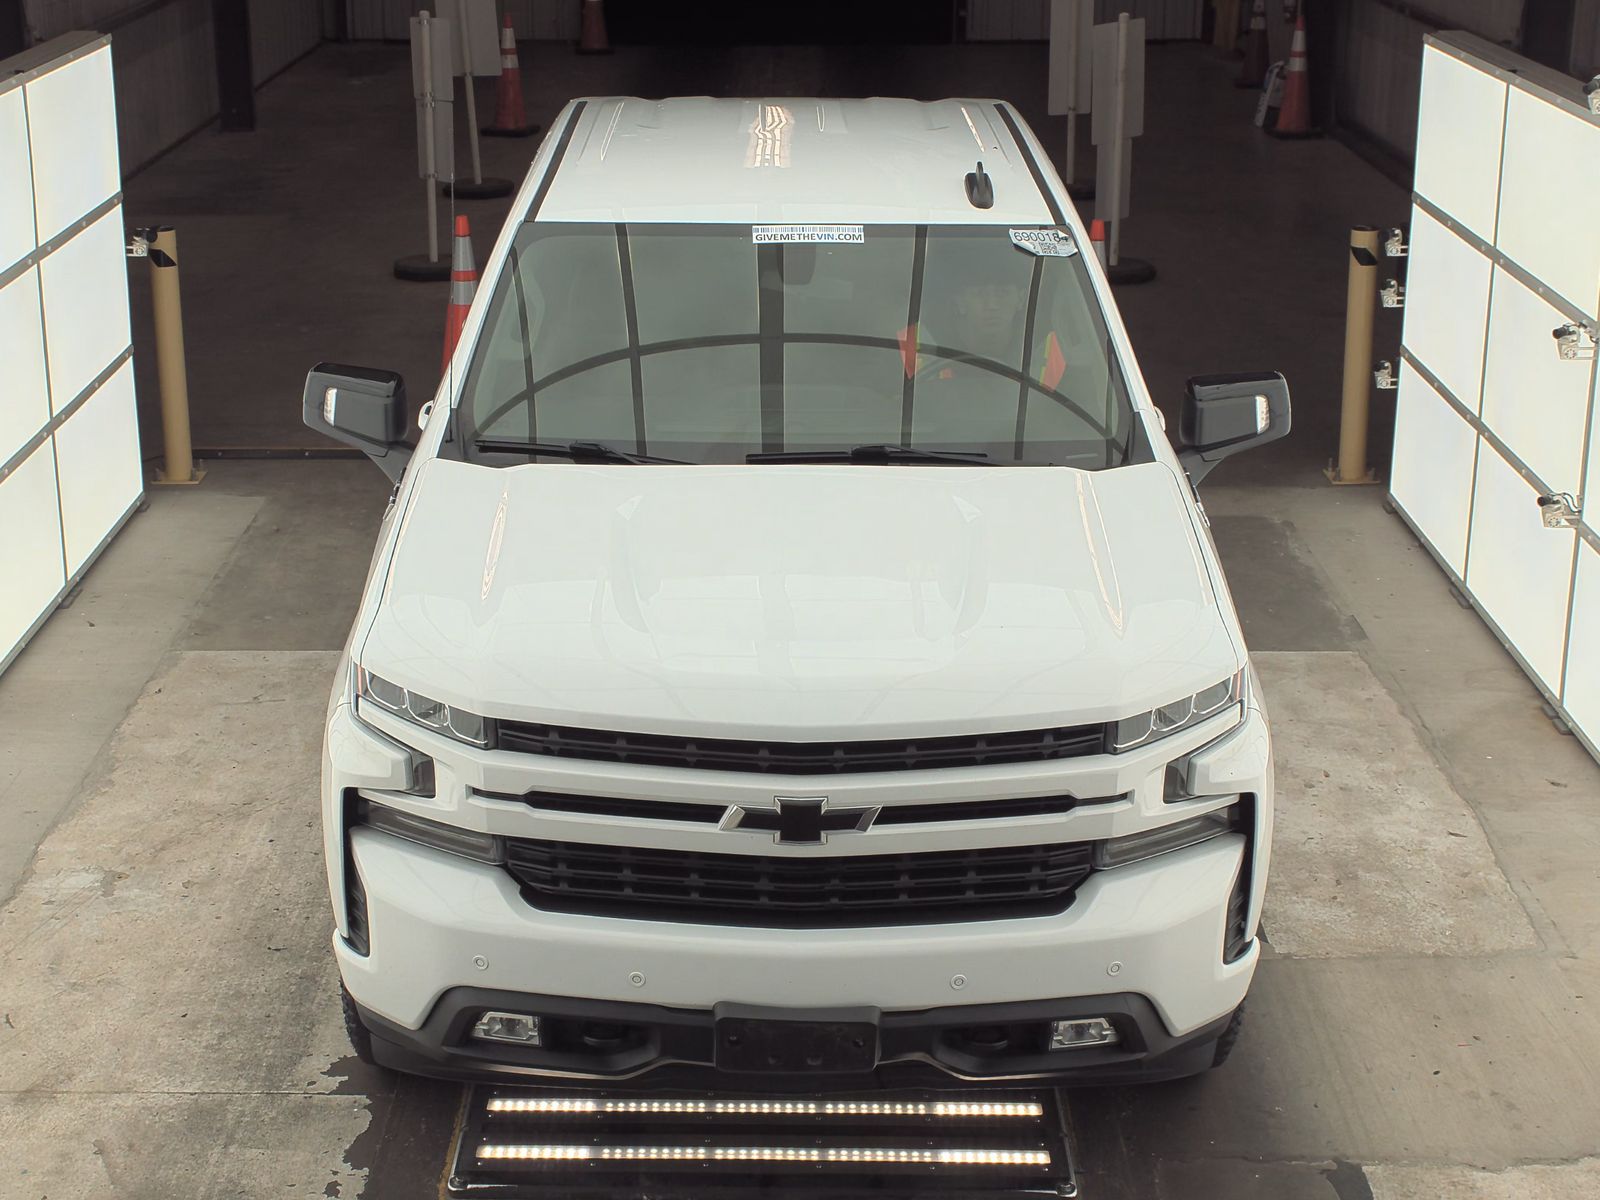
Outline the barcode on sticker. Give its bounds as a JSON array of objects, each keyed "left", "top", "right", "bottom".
[
  {"left": 1009, "top": 228, "right": 1078, "bottom": 257},
  {"left": 752, "top": 225, "right": 865, "bottom": 244}
]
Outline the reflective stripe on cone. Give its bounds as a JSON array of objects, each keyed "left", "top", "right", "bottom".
[{"left": 442, "top": 215, "right": 477, "bottom": 370}]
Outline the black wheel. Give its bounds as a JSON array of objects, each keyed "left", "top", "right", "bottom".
[
  {"left": 340, "top": 983, "right": 379, "bottom": 1066},
  {"left": 1210, "top": 1003, "right": 1245, "bottom": 1068}
]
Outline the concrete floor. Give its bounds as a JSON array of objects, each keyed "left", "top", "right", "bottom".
[{"left": 2, "top": 34, "right": 1598, "bottom": 1200}]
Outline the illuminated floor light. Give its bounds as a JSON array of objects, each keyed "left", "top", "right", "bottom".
[
  {"left": 476, "top": 1143, "right": 1051, "bottom": 1167},
  {"left": 485, "top": 1096, "right": 1044, "bottom": 1119}
]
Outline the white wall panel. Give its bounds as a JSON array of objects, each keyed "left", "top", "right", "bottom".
[
  {"left": 0, "top": 90, "right": 34, "bottom": 274},
  {"left": 2, "top": 35, "right": 143, "bottom": 677},
  {"left": 1412, "top": 46, "right": 1505, "bottom": 243},
  {"left": 54, "top": 359, "right": 141, "bottom": 577},
  {"left": 1390, "top": 363, "right": 1477, "bottom": 576},
  {"left": 1400, "top": 205, "right": 1493, "bottom": 413},
  {"left": 0, "top": 269, "right": 50, "bottom": 462},
  {"left": 1563, "top": 541, "right": 1600, "bottom": 732},
  {"left": 1398, "top": 33, "right": 1600, "bottom": 762},
  {"left": 23, "top": 46, "right": 121, "bottom": 244},
  {"left": 38, "top": 206, "right": 131, "bottom": 412},
  {"left": 1464, "top": 443, "right": 1575, "bottom": 691},
  {"left": 0, "top": 445, "right": 65, "bottom": 663},
  {"left": 1480, "top": 266, "right": 1592, "bottom": 492},
  {"left": 1496, "top": 89, "right": 1600, "bottom": 323}
]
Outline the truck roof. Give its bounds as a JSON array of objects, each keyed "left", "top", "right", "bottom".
[{"left": 533, "top": 97, "right": 1059, "bottom": 226}]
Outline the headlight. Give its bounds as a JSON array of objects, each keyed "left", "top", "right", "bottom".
[
  {"left": 1095, "top": 802, "right": 1242, "bottom": 868},
  {"left": 1110, "top": 670, "right": 1244, "bottom": 752},
  {"left": 354, "top": 665, "right": 491, "bottom": 747}
]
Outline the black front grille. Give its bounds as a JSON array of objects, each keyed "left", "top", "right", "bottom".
[
  {"left": 493, "top": 721, "right": 1109, "bottom": 774},
  {"left": 504, "top": 838, "right": 1095, "bottom": 927}
]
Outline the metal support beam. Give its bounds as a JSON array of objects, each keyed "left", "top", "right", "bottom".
[{"left": 211, "top": 0, "right": 255, "bottom": 132}]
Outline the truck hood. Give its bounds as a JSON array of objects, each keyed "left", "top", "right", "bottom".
[{"left": 359, "top": 459, "right": 1240, "bottom": 739}]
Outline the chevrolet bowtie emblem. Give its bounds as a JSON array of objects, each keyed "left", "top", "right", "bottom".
[{"left": 724, "top": 796, "right": 881, "bottom": 845}]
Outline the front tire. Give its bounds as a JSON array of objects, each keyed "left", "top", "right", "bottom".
[
  {"left": 1210, "top": 1004, "right": 1245, "bottom": 1068},
  {"left": 340, "top": 982, "right": 379, "bottom": 1066}
]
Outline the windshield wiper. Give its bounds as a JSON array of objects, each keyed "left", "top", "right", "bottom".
[
  {"left": 475, "top": 438, "right": 687, "bottom": 464},
  {"left": 746, "top": 444, "right": 992, "bottom": 465}
]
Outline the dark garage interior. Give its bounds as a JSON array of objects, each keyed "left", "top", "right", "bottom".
[{"left": 2, "top": 2, "right": 1600, "bottom": 1197}]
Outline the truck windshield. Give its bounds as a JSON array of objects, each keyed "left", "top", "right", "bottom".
[{"left": 456, "top": 222, "right": 1134, "bottom": 467}]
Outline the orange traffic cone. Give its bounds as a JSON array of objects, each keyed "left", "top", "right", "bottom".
[
  {"left": 482, "top": 14, "right": 539, "bottom": 138},
  {"left": 1089, "top": 219, "right": 1109, "bottom": 268},
  {"left": 1236, "top": 0, "right": 1267, "bottom": 88},
  {"left": 442, "top": 215, "right": 477, "bottom": 371},
  {"left": 577, "top": 0, "right": 610, "bottom": 54},
  {"left": 1270, "top": 12, "right": 1316, "bottom": 137}
]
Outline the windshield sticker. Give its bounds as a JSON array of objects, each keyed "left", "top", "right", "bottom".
[
  {"left": 752, "top": 224, "right": 865, "bottom": 244},
  {"left": 1009, "top": 227, "right": 1078, "bottom": 258}
]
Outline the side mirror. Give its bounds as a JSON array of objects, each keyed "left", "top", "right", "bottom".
[
  {"left": 303, "top": 363, "right": 410, "bottom": 483},
  {"left": 1177, "top": 372, "right": 1291, "bottom": 484}
]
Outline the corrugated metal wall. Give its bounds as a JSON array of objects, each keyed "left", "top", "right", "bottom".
[
  {"left": 346, "top": 0, "right": 579, "bottom": 41},
  {"left": 1333, "top": 0, "right": 1524, "bottom": 165},
  {"left": 1574, "top": 0, "right": 1600, "bottom": 78},
  {"left": 102, "top": 0, "right": 220, "bottom": 173},
  {"left": 18, "top": 0, "right": 330, "bottom": 175},
  {"left": 965, "top": 0, "right": 1202, "bottom": 41},
  {"left": 251, "top": 0, "right": 327, "bottom": 83}
]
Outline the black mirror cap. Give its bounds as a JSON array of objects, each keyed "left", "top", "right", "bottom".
[
  {"left": 1179, "top": 371, "right": 1291, "bottom": 483},
  {"left": 303, "top": 363, "right": 410, "bottom": 482}
]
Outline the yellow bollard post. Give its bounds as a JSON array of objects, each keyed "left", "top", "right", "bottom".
[
  {"left": 147, "top": 226, "right": 203, "bottom": 485},
  {"left": 1326, "top": 226, "right": 1381, "bottom": 485}
]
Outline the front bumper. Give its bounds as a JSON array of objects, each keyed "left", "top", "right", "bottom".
[
  {"left": 337, "top": 824, "right": 1255, "bottom": 1061},
  {"left": 324, "top": 693, "right": 1272, "bottom": 1087},
  {"left": 355, "top": 987, "right": 1236, "bottom": 1090}
]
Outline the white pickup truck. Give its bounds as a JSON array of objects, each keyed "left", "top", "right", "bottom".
[{"left": 305, "top": 96, "right": 1286, "bottom": 1089}]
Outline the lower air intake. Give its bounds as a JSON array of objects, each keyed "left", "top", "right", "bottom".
[{"left": 504, "top": 838, "right": 1095, "bottom": 927}]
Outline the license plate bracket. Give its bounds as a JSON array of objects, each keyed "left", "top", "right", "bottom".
[{"left": 713, "top": 1004, "right": 880, "bottom": 1074}]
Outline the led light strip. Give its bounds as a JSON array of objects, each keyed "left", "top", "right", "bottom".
[
  {"left": 484, "top": 1097, "right": 1044, "bottom": 1119},
  {"left": 476, "top": 1144, "right": 1052, "bottom": 1166}
]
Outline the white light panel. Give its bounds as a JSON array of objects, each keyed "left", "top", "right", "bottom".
[
  {"left": 1561, "top": 541, "right": 1600, "bottom": 735},
  {"left": 1401, "top": 35, "right": 1600, "bottom": 761},
  {"left": 23, "top": 45, "right": 121, "bottom": 245},
  {"left": 1, "top": 37, "right": 140, "bottom": 681},
  {"left": 0, "top": 268, "right": 49, "bottom": 462},
  {"left": 1400, "top": 205, "right": 1493, "bottom": 413},
  {"left": 1413, "top": 46, "right": 1506, "bottom": 243},
  {"left": 38, "top": 205, "right": 131, "bottom": 412},
  {"left": 0, "top": 444, "right": 65, "bottom": 660},
  {"left": 1480, "top": 265, "right": 1592, "bottom": 492},
  {"left": 53, "top": 358, "right": 141, "bottom": 576},
  {"left": 1389, "top": 362, "right": 1477, "bottom": 576},
  {"left": 1496, "top": 87, "right": 1600, "bottom": 322},
  {"left": 1464, "top": 442, "right": 1574, "bottom": 691},
  {"left": 0, "top": 89, "right": 34, "bottom": 273}
]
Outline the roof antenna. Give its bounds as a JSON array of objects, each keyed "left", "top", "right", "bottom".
[{"left": 965, "top": 160, "right": 994, "bottom": 209}]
